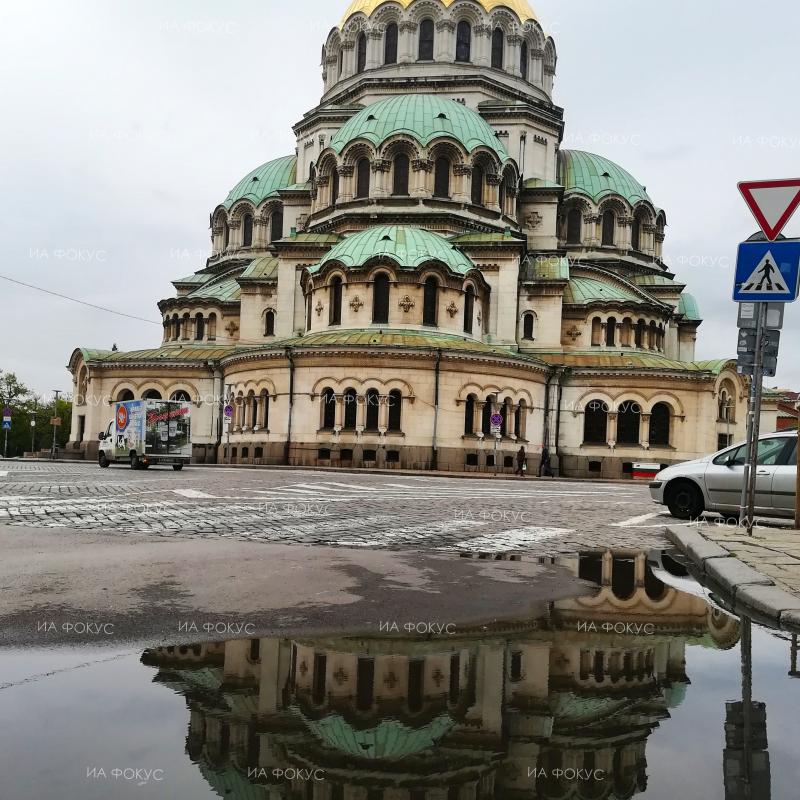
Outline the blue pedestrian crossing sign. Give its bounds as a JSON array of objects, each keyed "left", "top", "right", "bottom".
[
  {"left": 733, "top": 241, "right": 800, "bottom": 302},
  {"left": 1, "top": 420, "right": 10, "bottom": 430}
]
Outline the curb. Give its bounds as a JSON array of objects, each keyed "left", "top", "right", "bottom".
[{"left": 666, "top": 524, "right": 800, "bottom": 630}]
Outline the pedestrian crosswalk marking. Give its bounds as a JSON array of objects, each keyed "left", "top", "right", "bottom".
[{"left": 172, "top": 489, "right": 215, "bottom": 499}]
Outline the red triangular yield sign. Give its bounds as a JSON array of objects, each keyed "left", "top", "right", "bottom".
[{"left": 738, "top": 178, "right": 800, "bottom": 240}]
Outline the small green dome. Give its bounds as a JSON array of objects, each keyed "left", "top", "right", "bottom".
[
  {"left": 309, "top": 225, "right": 475, "bottom": 275},
  {"left": 330, "top": 95, "right": 509, "bottom": 162},
  {"left": 559, "top": 150, "right": 653, "bottom": 207},
  {"left": 222, "top": 154, "right": 297, "bottom": 210},
  {"left": 678, "top": 292, "right": 701, "bottom": 321},
  {"left": 564, "top": 275, "right": 645, "bottom": 305}
]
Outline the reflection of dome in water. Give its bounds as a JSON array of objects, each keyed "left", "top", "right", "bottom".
[
  {"left": 294, "top": 707, "right": 455, "bottom": 760},
  {"left": 550, "top": 692, "right": 630, "bottom": 722},
  {"left": 663, "top": 683, "right": 687, "bottom": 709}
]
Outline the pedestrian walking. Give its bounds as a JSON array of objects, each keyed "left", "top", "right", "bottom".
[
  {"left": 539, "top": 447, "right": 553, "bottom": 478},
  {"left": 515, "top": 446, "right": 527, "bottom": 477}
]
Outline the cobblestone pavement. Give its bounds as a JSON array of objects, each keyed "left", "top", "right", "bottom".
[{"left": 0, "top": 462, "right": 677, "bottom": 555}]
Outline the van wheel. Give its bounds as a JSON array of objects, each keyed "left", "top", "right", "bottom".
[
  {"left": 666, "top": 481, "right": 704, "bottom": 520},
  {"left": 98, "top": 452, "right": 109, "bottom": 469},
  {"left": 130, "top": 453, "right": 140, "bottom": 470},
  {"left": 172, "top": 464, "right": 184, "bottom": 471}
]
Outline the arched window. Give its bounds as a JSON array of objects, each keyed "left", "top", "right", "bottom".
[
  {"left": 271, "top": 207, "right": 284, "bottom": 242},
  {"left": 498, "top": 176, "right": 507, "bottom": 212},
  {"left": 491, "top": 28, "right": 504, "bottom": 69},
  {"left": 142, "top": 389, "right": 162, "bottom": 400},
  {"left": 631, "top": 217, "right": 641, "bottom": 251},
  {"left": 365, "top": 389, "right": 380, "bottom": 431},
  {"left": 584, "top": 400, "right": 608, "bottom": 444},
  {"left": 471, "top": 164, "right": 484, "bottom": 206},
  {"left": 456, "top": 20, "right": 471, "bottom": 62},
  {"left": 385, "top": 23, "right": 398, "bottom": 64},
  {"left": 331, "top": 170, "right": 340, "bottom": 206},
  {"left": 617, "top": 400, "right": 641, "bottom": 445},
  {"left": 329, "top": 276, "right": 343, "bottom": 325},
  {"left": 181, "top": 313, "right": 191, "bottom": 339},
  {"left": 601, "top": 211, "right": 615, "bottom": 246},
  {"left": 482, "top": 395, "right": 496, "bottom": 436},
  {"left": 338, "top": 50, "right": 343, "bottom": 77},
  {"left": 372, "top": 272, "right": 390, "bottom": 324},
  {"left": 464, "top": 394, "right": 476, "bottom": 435},
  {"left": 650, "top": 403, "right": 671, "bottom": 446},
  {"left": 261, "top": 391, "right": 270, "bottom": 430},
  {"left": 566, "top": 208, "right": 582, "bottom": 244},
  {"left": 343, "top": 387, "right": 358, "bottom": 430},
  {"left": 392, "top": 153, "right": 409, "bottom": 196},
  {"left": 321, "top": 388, "right": 336, "bottom": 429},
  {"left": 605, "top": 317, "right": 617, "bottom": 347},
  {"left": 434, "top": 157, "right": 450, "bottom": 198},
  {"left": 520, "top": 41, "right": 529, "bottom": 80},
  {"left": 635, "top": 319, "right": 646, "bottom": 348},
  {"left": 242, "top": 214, "right": 253, "bottom": 247},
  {"left": 306, "top": 293, "right": 312, "bottom": 331},
  {"left": 356, "top": 32, "right": 367, "bottom": 73},
  {"left": 356, "top": 158, "right": 370, "bottom": 199},
  {"left": 223, "top": 219, "right": 229, "bottom": 249},
  {"left": 171, "top": 314, "right": 180, "bottom": 341},
  {"left": 388, "top": 389, "right": 402, "bottom": 431},
  {"left": 194, "top": 313, "right": 205, "bottom": 341},
  {"left": 418, "top": 18, "right": 434, "bottom": 60},
  {"left": 117, "top": 389, "right": 135, "bottom": 402},
  {"left": 523, "top": 312, "right": 535, "bottom": 340},
  {"left": 464, "top": 285, "right": 475, "bottom": 334},
  {"left": 264, "top": 310, "right": 275, "bottom": 337},
  {"left": 423, "top": 277, "right": 438, "bottom": 326},
  {"left": 591, "top": 317, "right": 602, "bottom": 347}
]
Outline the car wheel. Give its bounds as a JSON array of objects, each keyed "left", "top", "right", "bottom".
[
  {"left": 98, "top": 452, "right": 109, "bottom": 469},
  {"left": 172, "top": 464, "right": 184, "bottom": 471},
  {"left": 130, "top": 453, "right": 140, "bottom": 470},
  {"left": 666, "top": 480, "right": 704, "bottom": 520}
]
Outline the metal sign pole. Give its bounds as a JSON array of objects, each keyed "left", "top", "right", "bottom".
[
  {"left": 740, "top": 303, "right": 766, "bottom": 535},
  {"left": 3, "top": 428, "right": 7, "bottom": 459},
  {"left": 796, "top": 410, "right": 800, "bottom": 529}
]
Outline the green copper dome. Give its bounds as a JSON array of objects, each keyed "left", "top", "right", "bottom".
[
  {"left": 678, "top": 292, "right": 702, "bottom": 321},
  {"left": 309, "top": 225, "right": 476, "bottom": 275},
  {"left": 563, "top": 275, "right": 645, "bottom": 305},
  {"left": 330, "top": 96, "right": 509, "bottom": 162},
  {"left": 559, "top": 150, "right": 653, "bottom": 207},
  {"left": 222, "top": 154, "right": 297, "bottom": 210}
]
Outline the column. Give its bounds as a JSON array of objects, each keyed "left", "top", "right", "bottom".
[
  {"left": 531, "top": 48, "right": 544, "bottom": 84},
  {"left": 337, "top": 164, "right": 354, "bottom": 203},
  {"left": 473, "top": 401, "right": 482, "bottom": 437},
  {"left": 634, "top": 552, "right": 647, "bottom": 588},
  {"left": 398, "top": 21, "right": 417, "bottom": 63},
  {"left": 607, "top": 412, "right": 618, "bottom": 447},
  {"left": 474, "top": 24, "right": 491, "bottom": 67},
  {"left": 334, "top": 395, "right": 344, "bottom": 430},
  {"left": 640, "top": 413, "right": 651, "bottom": 449},
  {"left": 378, "top": 395, "right": 389, "bottom": 432},
  {"left": 507, "top": 35, "right": 522, "bottom": 76},
  {"left": 601, "top": 550, "right": 613, "bottom": 586},
  {"left": 600, "top": 321, "right": 608, "bottom": 348},
  {"left": 372, "top": 159, "right": 391, "bottom": 198},
  {"left": 453, "top": 163, "right": 472, "bottom": 204},
  {"left": 435, "top": 19, "right": 455, "bottom": 62},
  {"left": 366, "top": 29, "right": 383, "bottom": 70},
  {"left": 411, "top": 158, "right": 432, "bottom": 198},
  {"left": 340, "top": 40, "right": 355, "bottom": 78},
  {"left": 356, "top": 395, "right": 366, "bottom": 432}
]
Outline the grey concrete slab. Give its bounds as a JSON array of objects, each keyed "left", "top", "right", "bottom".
[
  {"left": 705, "top": 557, "right": 775, "bottom": 595},
  {"left": 666, "top": 525, "right": 731, "bottom": 566},
  {"left": 736, "top": 584, "right": 800, "bottom": 621}
]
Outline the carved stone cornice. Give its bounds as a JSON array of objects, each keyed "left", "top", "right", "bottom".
[
  {"left": 341, "top": 40, "right": 355, "bottom": 50},
  {"left": 316, "top": 175, "right": 330, "bottom": 187},
  {"left": 436, "top": 19, "right": 456, "bottom": 32},
  {"left": 475, "top": 24, "right": 492, "bottom": 36},
  {"left": 398, "top": 21, "right": 418, "bottom": 32},
  {"left": 337, "top": 164, "right": 354, "bottom": 177},
  {"left": 544, "top": 65, "right": 556, "bottom": 75},
  {"left": 398, "top": 295, "right": 415, "bottom": 312},
  {"left": 486, "top": 173, "right": 502, "bottom": 186},
  {"left": 371, "top": 158, "right": 391, "bottom": 172},
  {"left": 531, "top": 48, "right": 545, "bottom": 59},
  {"left": 453, "top": 163, "right": 473, "bottom": 176},
  {"left": 508, "top": 34, "right": 522, "bottom": 45},
  {"left": 412, "top": 158, "right": 434, "bottom": 172}
]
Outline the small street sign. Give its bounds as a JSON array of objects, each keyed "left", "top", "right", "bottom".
[
  {"left": 737, "top": 329, "right": 780, "bottom": 356},
  {"left": 2, "top": 407, "right": 11, "bottom": 418},
  {"left": 50, "top": 417, "right": 62, "bottom": 427},
  {"left": 733, "top": 241, "right": 800, "bottom": 302},
  {"left": 738, "top": 302, "right": 785, "bottom": 330},
  {"left": 224, "top": 405, "right": 233, "bottom": 419},
  {"left": 490, "top": 413, "right": 503, "bottom": 427},
  {"left": 1, "top": 420, "right": 10, "bottom": 431},
  {"left": 737, "top": 358, "right": 777, "bottom": 379},
  {"left": 738, "top": 178, "right": 800, "bottom": 241}
]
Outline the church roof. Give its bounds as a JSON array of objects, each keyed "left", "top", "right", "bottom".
[
  {"left": 329, "top": 95, "right": 509, "bottom": 162},
  {"left": 563, "top": 275, "right": 646, "bottom": 306},
  {"left": 222, "top": 154, "right": 297, "bottom": 210},
  {"left": 308, "top": 225, "right": 476, "bottom": 275},
  {"left": 340, "top": 0, "right": 538, "bottom": 27},
  {"left": 558, "top": 150, "right": 653, "bottom": 207}
]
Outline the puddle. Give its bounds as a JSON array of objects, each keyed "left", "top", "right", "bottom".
[{"left": 1, "top": 551, "right": 800, "bottom": 798}]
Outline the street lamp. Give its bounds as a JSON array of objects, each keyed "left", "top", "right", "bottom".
[{"left": 50, "top": 390, "right": 61, "bottom": 460}]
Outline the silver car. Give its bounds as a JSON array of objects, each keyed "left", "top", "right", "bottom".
[{"left": 650, "top": 431, "right": 797, "bottom": 520}]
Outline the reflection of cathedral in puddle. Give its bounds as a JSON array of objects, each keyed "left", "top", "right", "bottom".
[{"left": 142, "top": 551, "right": 740, "bottom": 799}]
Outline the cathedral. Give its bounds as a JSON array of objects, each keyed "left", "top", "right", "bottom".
[{"left": 67, "top": 0, "right": 776, "bottom": 476}]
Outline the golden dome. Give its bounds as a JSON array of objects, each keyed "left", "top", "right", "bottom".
[{"left": 340, "top": 0, "right": 538, "bottom": 28}]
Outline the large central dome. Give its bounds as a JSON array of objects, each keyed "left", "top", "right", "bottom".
[{"left": 340, "top": 0, "right": 538, "bottom": 27}]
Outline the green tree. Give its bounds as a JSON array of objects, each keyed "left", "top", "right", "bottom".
[{"left": 0, "top": 370, "right": 72, "bottom": 458}]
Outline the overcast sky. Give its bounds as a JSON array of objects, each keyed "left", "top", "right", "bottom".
[{"left": 1, "top": 0, "right": 799, "bottom": 398}]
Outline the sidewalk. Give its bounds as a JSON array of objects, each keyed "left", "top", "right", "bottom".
[{"left": 667, "top": 523, "right": 800, "bottom": 630}]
